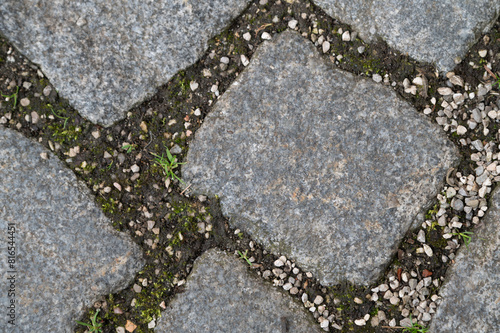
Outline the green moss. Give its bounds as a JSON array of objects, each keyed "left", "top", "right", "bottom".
[
  {"left": 47, "top": 124, "right": 80, "bottom": 144},
  {"left": 98, "top": 197, "right": 118, "bottom": 215},
  {"left": 429, "top": 237, "right": 448, "bottom": 249},
  {"left": 425, "top": 203, "right": 439, "bottom": 220},
  {"left": 134, "top": 268, "right": 174, "bottom": 325}
]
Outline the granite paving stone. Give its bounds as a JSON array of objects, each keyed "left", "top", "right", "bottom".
[
  {"left": 0, "top": 0, "right": 249, "bottom": 126},
  {"left": 0, "top": 126, "right": 144, "bottom": 331},
  {"left": 429, "top": 188, "right": 500, "bottom": 333},
  {"left": 155, "top": 249, "right": 323, "bottom": 333},
  {"left": 183, "top": 31, "right": 460, "bottom": 286},
  {"left": 314, "top": 0, "right": 500, "bottom": 72}
]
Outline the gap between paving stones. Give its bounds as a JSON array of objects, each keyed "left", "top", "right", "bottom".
[{"left": 1, "top": 0, "right": 500, "bottom": 331}]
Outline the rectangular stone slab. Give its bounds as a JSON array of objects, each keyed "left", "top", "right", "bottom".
[
  {"left": 183, "top": 31, "right": 460, "bottom": 286},
  {"left": 156, "top": 249, "right": 323, "bottom": 333},
  {"left": 0, "top": 126, "right": 144, "bottom": 331},
  {"left": 0, "top": 0, "right": 249, "bottom": 126}
]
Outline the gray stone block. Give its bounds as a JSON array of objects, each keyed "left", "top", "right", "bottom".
[
  {"left": 429, "top": 188, "right": 500, "bottom": 333},
  {"left": 155, "top": 249, "right": 322, "bottom": 333},
  {"left": 0, "top": 127, "right": 144, "bottom": 331},
  {"left": 0, "top": 0, "right": 249, "bottom": 126},
  {"left": 183, "top": 31, "right": 459, "bottom": 285},
  {"left": 314, "top": 0, "right": 500, "bottom": 72}
]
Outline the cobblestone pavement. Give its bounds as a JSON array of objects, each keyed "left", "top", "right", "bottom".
[{"left": 0, "top": 1, "right": 499, "bottom": 332}]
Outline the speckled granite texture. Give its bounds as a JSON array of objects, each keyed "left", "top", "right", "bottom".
[
  {"left": 429, "top": 188, "right": 500, "bottom": 333},
  {"left": 314, "top": 0, "right": 500, "bottom": 72},
  {"left": 155, "top": 249, "right": 323, "bottom": 333},
  {"left": 0, "top": 0, "right": 249, "bottom": 126},
  {"left": 183, "top": 31, "right": 460, "bottom": 286},
  {"left": 0, "top": 126, "right": 144, "bottom": 331}
]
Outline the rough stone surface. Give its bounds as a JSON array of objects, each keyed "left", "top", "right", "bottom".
[
  {"left": 0, "top": 127, "right": 144, "bottom": 331},
  {"left": 155, "top": 249, "right": 322, "bottom": 333},
  {"left": 183, "top": 31, "right": 459, "bottom": 285},
  {"left": 0, "top": 0, "right": 249, "bottom": 126},
  {"left": 314, "top": 0, "right": 500, "bottom": 72},
  {"left": 429, "top": 188, "right": 500, "bottom": 333}
]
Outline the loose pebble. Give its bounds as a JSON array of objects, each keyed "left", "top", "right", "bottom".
[
  {"left": 342, "top": 31, "right": 350, "bottom": 41},
  {"left": 438, "top": 87, "right": 453, "bottom": 95},
  {"left": 372, "top": 74, "right": 382, "bottom": 83},
  {"left": 261, "top": 32, "right": 272, "bottom": 40},
  {"left": 190, "top": 81, "right": 199, "bottom": 91},
  {"left": 423, "top": 244, "right": 433, "bottom": 257},
  {"left": 322, "top": 41, "right": 330, "bottom": 53},
  {"left": 241, "top": 55, "right": 250, "bottom": 67},
  {"left": 20, "top": 98, "right": 30, "bottom": 107}
]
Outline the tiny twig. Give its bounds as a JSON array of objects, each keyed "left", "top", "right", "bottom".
[
  {"left": 255, "top": 23, "right": 273, "bottom": 33},
  {"left": 180, "top": 183, "right": 191, "bottom": 195},
  {"left": 484, "top": 64, "right": 497, "bottom": 80}
]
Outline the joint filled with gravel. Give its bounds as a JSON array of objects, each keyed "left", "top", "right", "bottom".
[{"left": 183, "top": 31, "right": 460, "bottom": 286}]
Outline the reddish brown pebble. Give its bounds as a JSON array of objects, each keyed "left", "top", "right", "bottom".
[
  {"left": 422, "top": 269, "right": 433, "bottom": 277},
  {"left": 125, "top": 320, "right": 137, "bottom": 332}
]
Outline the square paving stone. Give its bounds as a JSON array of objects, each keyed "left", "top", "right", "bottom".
[
  {"left": 314, "top": 0, "right": 500, "bottom": 72},
  {"left": 183, "top": 31, "right": 460, "bottom": 286},
  {"left": 155, "top": 249, "right": 323, "bottom": 333},
  {"left": 0, "top": 126, "right": 144, "bottom": 331},
  {"left": 0, "top": 0, "right": 249, "bottom": 126},
  {"left": 429, "top": 187, "right": 500, "bottom": 332}
]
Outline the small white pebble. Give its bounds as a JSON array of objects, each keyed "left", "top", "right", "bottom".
[
  {"left": 288, "top": 19, "right": 298, "bottom": 29},
  {"left": 456, "top": 125, "right": 467, "bottom": 135},
  {"left": 322, "top": 41, "right": 330, "bottom": 53},
  {"left": 261, "top": 32, "right": 272, "bottom": 40},
  {"left": 190, "top": 81, "right": 199, "bottom": 91},
  {"left": 314, "top": 295, "right": 324, "bottom": 305},
  {"left": 438, "top": 87, "right": 453, "bottom": 95},
  {"left": 478, "top": 50, "right": 487, "bottom": 58},
  {"left": 372, "top": 74, "right": 382, "bottom": 83},
  {"left": 354, "top": 319, "right": 366, "bottom": 326},
  {"left": 241, "top": 55, "right": 250, "bottom": 67},
  {"left": 274, "top": 259, "right": 284, "bottom": 267},
  {"left": 413, "top": 77, "right": 423, "bottom": 85},
  {"left": 342, "top": 31, "right": 350, "bottom": 41},
  {"left": 243, "top": 32, "right": 251, "bottom": 41},
  {"left": 31, "top": 111, "right": 40, "bottom": 124},
  {"left": 20, "top": 98, "right": 30, "bottom": 107},
  {"left": 423, "top": 244, "right": 433, "bottom": 257}
]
